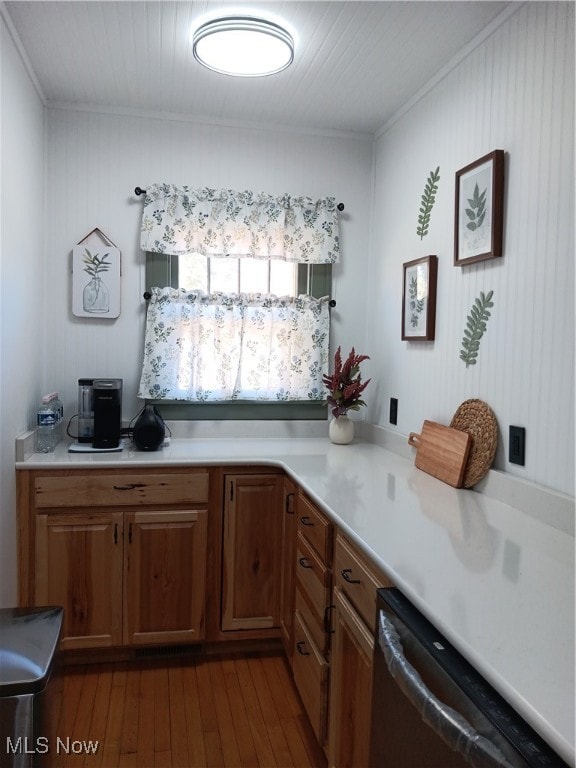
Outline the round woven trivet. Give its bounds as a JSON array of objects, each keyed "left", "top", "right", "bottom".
[{"left": 450, "top": 399, "right": 498, "bottom": 488}]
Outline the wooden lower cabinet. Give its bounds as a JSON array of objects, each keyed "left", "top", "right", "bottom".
[
  {"left": 328, "top": 587, "right": 375, "bottom": 768},
  {"left": 221, "top": 473, "right": 284, "bottom": 631},
  {"left": 19, "top": 468, "right": 212, "bottom": 651},
  {"left": 35, "top": 512, "right": 123, "bottom": 650},
  {"left": 124, "top": 509, "right": 207, "bottom": 645},
  {"left": 34, "top": 508, "right": 207, "bottom": 650},
  {"left": 22, "top": 464, "right": 397, "bottom": 765}
]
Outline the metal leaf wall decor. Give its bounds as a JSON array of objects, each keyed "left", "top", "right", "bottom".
[
  {"left": 416, "top": 166, "right": 440, "bottom": 240},
  {"left": 460, "top": 290, "right": 494, "bottom": 367}
]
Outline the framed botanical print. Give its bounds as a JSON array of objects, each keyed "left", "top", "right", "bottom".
[
  {"left": 454, "top": 149, "right": 504, "bottom": 266},
  {"left": 402, "top": 255, "right": 437, "bottom": 341}
]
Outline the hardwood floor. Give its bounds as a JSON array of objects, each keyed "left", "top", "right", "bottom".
[{"left": 52, "top": 652, "right": 327, "bottom": 768}]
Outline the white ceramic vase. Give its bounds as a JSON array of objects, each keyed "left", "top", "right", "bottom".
[{"left": 329, "top": 415, "right": 354, "bottom": 445}]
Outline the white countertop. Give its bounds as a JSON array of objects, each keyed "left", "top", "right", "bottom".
[{"left": 17, "top": 436, "right": 575, "bottom": 765}]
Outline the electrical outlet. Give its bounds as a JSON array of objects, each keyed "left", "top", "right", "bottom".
[
  {"left": 389, "top": 397, "right": 398, "bottom": 425},
  {"left": 509, "top": 426, "right": 525, "bottom": 466}
]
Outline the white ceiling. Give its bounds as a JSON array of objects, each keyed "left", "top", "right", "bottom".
[{"left": 4, "top": 1, "right": 512, "bottom": 136}]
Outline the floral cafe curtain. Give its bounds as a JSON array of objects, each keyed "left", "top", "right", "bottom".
[
  {"left": 140, "top": 183, "right": 340, "bottom": 264},
  {"left": 138, "top": 288, "right": 330, "bottom": 402}
]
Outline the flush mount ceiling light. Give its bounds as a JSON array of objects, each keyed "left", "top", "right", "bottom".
[{"left": 192, "top": 16, "right": 294, "bottom": 77}]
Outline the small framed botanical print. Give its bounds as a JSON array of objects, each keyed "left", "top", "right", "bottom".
[
  {"left": 454, "top": 150, "right": 504, "bottom": 266},
  {"left": 402, "top": 255, "right": 437, "bottom": 341}
]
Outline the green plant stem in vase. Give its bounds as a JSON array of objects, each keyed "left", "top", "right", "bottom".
[{"left": 82, "top": 248, "right": 111, "bottom": 313}]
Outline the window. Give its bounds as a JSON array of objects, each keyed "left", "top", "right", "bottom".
[
  {"left": 179, "top": 253, "right": 297, "bottom": 295},
  {"left": 143, "top": 253, "right": 331, "bottom": 420},
  {"left": 147, "top": 252, "right": 331, "bottom": 299},
  {"left": 139, "top": 184, "right": 339, "bottom": 420}
]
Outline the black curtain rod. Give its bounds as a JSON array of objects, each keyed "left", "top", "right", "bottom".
[
  {"left": 143, "top": 290, "right": 336, "bottom": 307},
  {"left": 134, "top": 187, "right": 345, "bottom": 211}
]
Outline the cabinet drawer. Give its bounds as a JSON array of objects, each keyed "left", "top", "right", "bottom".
[
  {"left": 297, "top": 493, "right": 332, "bottom": 565},
  {"left": 296, "top": 533, "right": 331, "bottom": 608},
  {"left": 295, "top": 533, "right": 330, "bottom": 649},
  {"left": 295, "top": 584, "right": 330, "bottom": 657},
  {"left": 34, "top": 471, "right": 210, "bottom": 509},
  {"left": 334, "top": 533, "right": 391, "bottom": 632},
  {"left": 293, "top": 610, "right": 328, "bottom": 746}
]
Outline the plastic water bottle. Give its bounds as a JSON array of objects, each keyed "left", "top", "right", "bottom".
[
  {"left": 52, "top": 393, "right": 63, "bottom": 423},
  {"left": 49, "top": 392, "right": 64, "bottom": 441},
  {"left": 36, "top": 396, "right": 58, "bottom": 453}
]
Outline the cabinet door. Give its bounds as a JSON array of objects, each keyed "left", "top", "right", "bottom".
[
  {"left": 280, "top": 477, "right": 297, "bottom": 660},
  {"left": 124, "top": 509, "right": 207, "bottom": 645},
  {"left": 35, "top": 513, "right": 123, "bottom": 650},
  {"left": 222, "top": 475, "right": 283, "bottom": 631},
  {"left": 328, "top": 587, "right": 375, "bottom": 768}
]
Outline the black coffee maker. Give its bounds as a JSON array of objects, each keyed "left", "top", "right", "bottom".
[{"left": 92, "top": 379, "right": 122, "bottom": 449}]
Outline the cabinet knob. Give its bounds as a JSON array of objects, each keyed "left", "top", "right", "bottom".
[
  {"left": 300, "top": 516, "right": 314, "bottom": 526},
  {"left": 296, "top": 641, "right": 310, "bottom": 656},
  {"left": 298, "top": 557, "right": 312, "bottom": 569},
  {"left": 341, "top": 568, "right": 361, "bottom": 584}
]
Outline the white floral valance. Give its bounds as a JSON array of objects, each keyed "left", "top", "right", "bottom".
[
  {"left": 140, "top": 183, "right": 340, "bottom": 264},
  {"left": 138, "top": 287, "right": 330, "bottom": 401}
]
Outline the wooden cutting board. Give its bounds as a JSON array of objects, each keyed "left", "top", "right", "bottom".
[{"left": 408, "top": 420, "right": 472, "bottom": 488}]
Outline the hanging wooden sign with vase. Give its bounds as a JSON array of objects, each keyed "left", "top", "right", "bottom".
[{"left": 72, "top": 228, "right": 121, "bottom": 318}]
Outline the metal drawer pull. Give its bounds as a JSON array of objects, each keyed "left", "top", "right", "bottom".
[
  {"left": 113, "top": 483, "right": 146, "bottom": 491},
  {"left": 296, "top": 641, "right": 310, "bottom": 656},
  {"left": 341, "top": 568, "right": 361, "bottom": 584},
  {"left": 300, "top": 516, "right": 314, "bottom": 526},
  {"left": 114, "top": 523, "right": 118, "bottom": 545},
  {"left": 324, "top": 603, "right": 336, "bottom": 634},
  {"left": 286, "top": 492, "right": 295, "bottom": 514},
  {"left": 299, "top": 557, "right": 312, "bottom": 569}
]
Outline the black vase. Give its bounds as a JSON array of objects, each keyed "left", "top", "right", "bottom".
[{"left": 133, "top": 404, "right": 165, "bottom": 451}]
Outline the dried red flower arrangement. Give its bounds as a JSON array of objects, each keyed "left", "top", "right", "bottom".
[{"left": 322, "top": 346, "right": 371, "bottom": 418}]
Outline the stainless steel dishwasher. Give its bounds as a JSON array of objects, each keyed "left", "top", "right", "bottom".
[
  {"left": 0, "top": 606, "right": 63, "bottom": 768},
  {"left": 369, "top": 588, "right": 568, "bottom": 768}
]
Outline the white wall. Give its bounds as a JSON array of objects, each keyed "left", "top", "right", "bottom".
[
  {"left": 366, "top": 2, "right": 575, "bottom": 495},
  {"left": 44, "top": 108, "right": 374, "bottom": 422},
  {"left": 0, "top": 13, "right": 45, "bottom": 605}
]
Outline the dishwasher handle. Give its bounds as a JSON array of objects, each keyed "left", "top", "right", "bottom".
[{"left": 378, "top": 611, "right": 515, "bottom": 768}]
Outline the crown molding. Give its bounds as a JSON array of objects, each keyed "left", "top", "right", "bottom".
[{"left": 45, "top": 99, "right": 375, "bottom": 143}]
